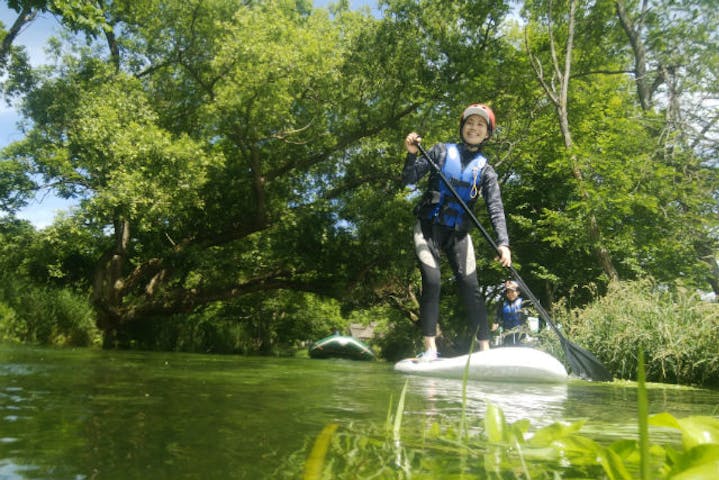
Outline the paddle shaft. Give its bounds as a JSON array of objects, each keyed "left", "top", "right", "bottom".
[{"left": 413, "top": 141, "right": 611, "bottom": 380}]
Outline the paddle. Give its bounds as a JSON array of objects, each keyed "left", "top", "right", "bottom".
[{"left": 414, "top": 141, "right": 613, "bottom": 381}]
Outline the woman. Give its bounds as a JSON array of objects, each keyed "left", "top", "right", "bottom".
[{"left": 402, "top": 103, "right": 511, "bottom": 361}]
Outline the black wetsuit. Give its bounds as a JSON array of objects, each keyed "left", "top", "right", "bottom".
[{"left": 402, "top": 143, "right": 509, "bottom": 342}]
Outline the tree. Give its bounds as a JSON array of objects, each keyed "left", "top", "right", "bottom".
[
  {"left": 2, "top": 0, "right": 432, "bottom": 346},
  {"left": 1, "top": 0, "right": 716, "bottom": 353},
  {"left": 523, "top": 0, "right": 619, "bottom": 282},
  {"left": 614, "top": 0, "right": 719, "bottom": 294},
  {"left": 513, "top": 0, "right": 718, "bottom": 306}
]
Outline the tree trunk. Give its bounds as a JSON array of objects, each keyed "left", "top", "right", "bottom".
[
  {"left": 615, "top": 0, "right": 653, "bottom": 111},
  {"left": 0, "top": 7, "right": 37, "bottom": 68},
  {"left": 93, "top": 217, "right": 131, "bottom": 346}
]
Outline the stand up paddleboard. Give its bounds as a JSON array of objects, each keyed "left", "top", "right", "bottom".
[{"left": 394, "top": 347, "right": 568, "bottom": 383}]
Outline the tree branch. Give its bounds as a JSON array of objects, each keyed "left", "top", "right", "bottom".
[{"left": 0, "top": 7, "right": 37, "bottom": 68}]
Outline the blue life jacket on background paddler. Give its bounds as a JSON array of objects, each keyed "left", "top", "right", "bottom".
[
  {"left": 501, "top": 297, "right": 524, "bottom": 329},
  {"left": 425, "top": 143, "right": 487, "bottom": 229}
]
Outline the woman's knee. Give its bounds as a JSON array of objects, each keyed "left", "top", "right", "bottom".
[
  {"left": 421, "top": 268, "right": 441, "bottom": 292},
  {"left": 456, "top": 273, "right": 479, "bottom": 292}
]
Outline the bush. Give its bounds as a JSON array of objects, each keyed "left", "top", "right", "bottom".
[
  {"left": 0, "top": 300, "right": 22, "bottom": 343},
  {"left": 0, "top": 279, "right": 101, "bottom": 347},
  {"left": 564, "top": 279, "right": 719, "bottom": 386}
]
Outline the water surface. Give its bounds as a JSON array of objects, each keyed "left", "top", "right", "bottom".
[{"left": 1, "top": 345, "right": 717, "bottom": 479}]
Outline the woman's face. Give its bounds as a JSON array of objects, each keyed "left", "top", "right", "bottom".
[{"left": 462, "top": 115, "right": 489, "bottom": 145}]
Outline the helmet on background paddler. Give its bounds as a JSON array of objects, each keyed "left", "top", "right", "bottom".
[{"left": 459, "top": 103, "right": 496, "bottom": 144}]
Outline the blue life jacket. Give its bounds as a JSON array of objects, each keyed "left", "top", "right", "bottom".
[
  {"left": 501, "top": 297, "right": 524, "bottom": 329},
  {"left": 427, "top": 144, "right": 487, "bottom": 229}
]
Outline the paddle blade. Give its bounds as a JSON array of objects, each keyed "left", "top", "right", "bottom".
[{"left": 561, "top": 338, "right": 613, "bottom": 381}]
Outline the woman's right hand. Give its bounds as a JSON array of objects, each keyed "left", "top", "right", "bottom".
[{"left": 405, "top": 132, "right": 421, "bottom": 154}]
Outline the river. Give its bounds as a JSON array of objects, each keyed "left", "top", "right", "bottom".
[{"left": 1, "top": 344, "right": 717, "bottom": 479}]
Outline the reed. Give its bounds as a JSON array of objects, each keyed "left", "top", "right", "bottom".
[
  {"left": 0, "top": 281, "right": 100, "bottom": 346},
  {"left": 637, "top": 347, "right": 650, "bottom": 479},
  {"left": 562, "top": 279, "right": 719, "bottom": 386},
  {"left": 302, "top": 423, "right": 338, "bottom": 480}
]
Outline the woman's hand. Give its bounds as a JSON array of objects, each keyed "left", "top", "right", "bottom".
[
  {"left": 405, "top": 132, "right": 421, "bottom": 155},
  {"left": 497, "top": 245, "right": 512, "bottom": 268}
]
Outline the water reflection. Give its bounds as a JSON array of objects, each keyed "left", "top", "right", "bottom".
[
  {"left": 404, "top": 375, "right": 568, "bottom": 428},
  {"left": 0, "top": 460, "right": 40, "bottom": 479},
  {"left": 400, "top": 374, "right": 719, "bottom": 440}
]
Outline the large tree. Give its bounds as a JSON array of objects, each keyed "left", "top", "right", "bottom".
[
  {"left": 2, "top": 0, "right": 432, "bottom": 345},
  {"left": 613, "top": 0, "right": 719, "bottom": 293},
  {"left": 511, "top": 0, "right": 718, "bottom": 306}
]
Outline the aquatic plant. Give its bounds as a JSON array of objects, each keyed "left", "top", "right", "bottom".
[
  {"left": 279, "top": 351, "right": 719, "bottom": 479},
  {"left": 289, "top": 404, "right": 718, "bottom": 478}
]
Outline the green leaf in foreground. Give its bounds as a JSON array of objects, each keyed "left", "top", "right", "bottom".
[{"left": 277, "top": 403, "right": 719, "bottom": 479}]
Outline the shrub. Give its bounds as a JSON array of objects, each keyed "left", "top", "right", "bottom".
[
  {"left": 0, "top": 278, "right": 101, "bottom": 347},
  {"left": 565, "top": 279, "right": 719, "bottom": 386},
  {"left": 0, "top": 300, "right": 22, "bottom": 343}
]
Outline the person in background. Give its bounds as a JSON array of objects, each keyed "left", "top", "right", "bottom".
[
  {"left": 495, "top": 280, "right": 527, "bottom": 345},
  {"left": 402, "top": 103, "right": 511, "bottom": 362}
]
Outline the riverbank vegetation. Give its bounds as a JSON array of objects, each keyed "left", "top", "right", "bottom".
[
  {"left": 566, "top": 279, "right": 719, "bottom": 387},
  {"left": 0, "top": 1, "right": 717, "bottom": 384}
]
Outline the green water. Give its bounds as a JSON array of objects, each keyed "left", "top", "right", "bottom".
[{"left": 1, "top": 345, "right": 717, "bottom": 479}]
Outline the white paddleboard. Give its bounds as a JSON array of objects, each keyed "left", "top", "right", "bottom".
[{"left": 394, "top": 347, "right": 568, "bottom": 383}]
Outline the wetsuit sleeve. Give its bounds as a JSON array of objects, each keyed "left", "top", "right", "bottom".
[
  {"left": 401, "top": 144, "right": 445, "bottom": 186},
  {"left": 480, "top": 165, "right": 510, "bottom": 247}
]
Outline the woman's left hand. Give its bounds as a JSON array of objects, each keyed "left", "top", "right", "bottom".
[{"left": 497, "top": 245, "right": 512, "bottom": 268}]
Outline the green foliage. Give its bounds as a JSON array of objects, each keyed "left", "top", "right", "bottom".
[
  {"left": 18, "top": 215, "right": 103, "bottom": 287},
  {"left": 0, "top": 277, "right": 100, "bottom": 346},
  {"left": 373, "top": 309, "right": 422, "bottom": 362},
  {"left": 0, "top": 159, "right": 35, "bottom": 213},
  {"left": 13, "top": 62, "right": 217, "bottom": 230},
  {"left": 276, "top": 406, "right": 719, "bottom": 478},
  {"left": 508, "top": 0, "right": 719, "bottom": 306},
  {"left": 4, "top": 1, "right": 110, "bottom": 34},
  {"left": 277, "top": 383, "right": 719, "bottom": 479},
  {"left": 98, "top": 291, "right": 355, "bottom": 354},
  {"left": 0, "top": 216, "right": 99, "bottom": 346},
  {"left": 563, "top": 279, "right": 719, "bottom": 386}
]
